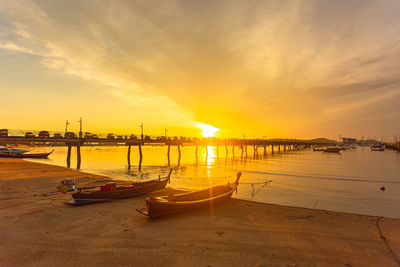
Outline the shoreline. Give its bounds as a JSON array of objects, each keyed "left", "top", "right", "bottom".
[
  {"left": 1, "top": 158, "right": 399, "bottom": 266},
  {"left": 21, "top": 157, "right": 399, "bottom": 220}
]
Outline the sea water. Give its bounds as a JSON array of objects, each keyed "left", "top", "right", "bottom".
[{"left": 27, "top": 145, "right": 400, "bottom": 218}]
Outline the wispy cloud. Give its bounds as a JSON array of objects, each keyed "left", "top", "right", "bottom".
[
  {"left": 0, "top": 0, "right": 399, "bottom": 137},
  {"left": 324, "top": 89, "right": 400, "bottom": 114}
]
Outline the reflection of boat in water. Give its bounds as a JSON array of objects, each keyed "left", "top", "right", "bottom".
[
  {"left": 371, "top": 144, "right": 385, "bottom": 151},
  {"left": 0, "top": 150, "right": 54, "bottom": 158},
  {"left": 137, "top": 173, "right": 241, "bottom": 218},
  {"left": 322, "top": 147, "right": 341, "bottom": 153},
  {"left": 0, "top": 146, "right": 29, "bottom": 154}
]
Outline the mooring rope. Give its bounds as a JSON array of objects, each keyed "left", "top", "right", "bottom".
[
  {"left": 236, "top": 180, "right": 273, "bottom": 197},
  {"left": 175, "top": 175, "right": 232, "bottom": 180},
  {"left": 239, "top": 180, "right": 272, "bottom": 185}
]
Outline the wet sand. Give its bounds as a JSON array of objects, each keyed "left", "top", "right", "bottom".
[{"left": 0, "top": 158, "right": 399, "bottom": 266}]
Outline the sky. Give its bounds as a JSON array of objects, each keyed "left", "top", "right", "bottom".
[{"left": 0, "top": 0, "right": 399, "bottom": 140}]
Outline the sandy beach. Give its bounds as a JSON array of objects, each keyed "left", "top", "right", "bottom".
[{"left": 0, "top": 158, "right": 399, "bottom": 266}]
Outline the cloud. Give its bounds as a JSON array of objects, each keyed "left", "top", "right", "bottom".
[
  {"left": 0, "top": 0, "right": 400, "bottom": 137},
  {"left": 324, "top": 89, "right": 400, "bottom": 114}
]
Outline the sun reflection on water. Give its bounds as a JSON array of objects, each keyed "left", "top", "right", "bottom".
[{"left": 204, "top": 145, "right": 216, "bottom": 168}]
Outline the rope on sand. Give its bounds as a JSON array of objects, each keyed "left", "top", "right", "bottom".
[{"left": 376, "top": 216, "right": 400, "bottom": 265}]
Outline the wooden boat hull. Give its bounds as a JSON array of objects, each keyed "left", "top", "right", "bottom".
[
  {"left": 145, "top": 188, "right": 236, "bottom": 218},
  {"left": 0, "top": 150, "right": 53, "bottom": 158},
  {"left": 72, "top": 169, "right": 172, "bottom": 200},
  {"left": 137, "top": 173, "right": 241, "bottom": 218}
]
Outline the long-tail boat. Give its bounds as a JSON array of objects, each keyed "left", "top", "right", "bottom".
[
  {"left": 136, "top": 172, "right": 241, "bottom": 218},
  {"left": 0, "top": 150, "right": 54, "bottom": 158},
  {"left": 322, "top": 147, "right": 341, "bottom": 153},
  {"left": 71, "top": 169, "right": 172, "bottom": 200},
  {"left": 371, "top": 144, "right": 385, "bottom": 151}
]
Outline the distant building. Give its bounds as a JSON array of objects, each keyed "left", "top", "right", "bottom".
[{"left": 341, "top": 137, "right": 357, "bottom": 144}]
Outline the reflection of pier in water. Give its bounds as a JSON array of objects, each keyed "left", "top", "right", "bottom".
[
  {"left": 67, "top": 140, "right": 320, "bottom": 171},
  {"left": 0, "top": 136, "right": 337, "bottom": 171}
]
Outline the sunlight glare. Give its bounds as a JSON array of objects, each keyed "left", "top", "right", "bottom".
[{"left": 198, "top": 123, "right": 219, "bottom": 138}]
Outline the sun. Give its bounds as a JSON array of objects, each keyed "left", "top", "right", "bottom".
[{"left": 197, "top": 123, "right": 219, "bottom": 138}]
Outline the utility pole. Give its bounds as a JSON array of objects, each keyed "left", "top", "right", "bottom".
[
  {"left": 78, "top": 117, "right": 83, "bottom": 139},
  {"left": 165, "top": 128, "right": 168, "bottom": 139},
  {"left": 140, "top": 123, "right": 144, "bottom": 140},
  {"left": 65, "top": 120, "right": 70, "bottom": 133}
]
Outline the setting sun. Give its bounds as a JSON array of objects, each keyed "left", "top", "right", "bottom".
[{"left": 198, "top": 123, "right": 219, "bottom": 138}]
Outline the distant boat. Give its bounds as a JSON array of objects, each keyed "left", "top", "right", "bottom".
[
  {"left": 358, "top": 143, "right": 370, "bottom": 147},
  {"left": 339, "top": 145, "right": 351, "bottom": 151},
  {"left": 0, "top": 150, "right": 54, "bottom": 158},
  {"left": 371, "top": 144, "right": 385, "bottom": 151},
  {"left": 322, "top": 147, "right": 341, "bottom": 153},
  {"left": 313, "top": 147, "right": 323, "bottom": 151},
  {"left": 137, "top": 173, "right": 241, "bottom": 218}
]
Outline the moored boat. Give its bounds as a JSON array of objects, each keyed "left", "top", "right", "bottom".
[
  {"left": 0, "top": 146, "right": 29, "bottom": 154},
  {"left": 322, "top": 147, "right": 341, "bottom": 153},
  {"left": 71, "top": 169, "right": 172, "bottom": 200},
  {"left": 371, "top": 144, "right": 385, "bottom": 151},
  {"left": 136, "top": 173, "right": 242, "bottom": 218},
  {"left": 0, "top": 150, "right": 53, "bottom": 158}
]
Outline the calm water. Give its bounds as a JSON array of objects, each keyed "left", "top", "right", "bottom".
[{"left": 26, "top": 145, "right": 400, "bottom": 218}]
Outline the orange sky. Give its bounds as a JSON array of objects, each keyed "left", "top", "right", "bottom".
[{"left": 0, "top": 1, "right": 399, "bottom": 140}]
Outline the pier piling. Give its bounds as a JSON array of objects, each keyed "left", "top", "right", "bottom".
[
  {"left": 167, "top": 145, "right": 171, "bottom": 167},
  {"left": 138, "top": 144, "right": 143, "bottom": 171},
  {"left": 127, "top": 145, "right": 131, "bottom": 169},
  {"left": 177, "top": 145, "right": 181, "bottom": 167},
  {"left": 76, "top": 144, "right": 81, "bottom": 169},
  {"left": 66, "top": 145, "right": 71, "bottom": 168}
]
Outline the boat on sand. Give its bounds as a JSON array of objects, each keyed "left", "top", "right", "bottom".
[
  {"left": 136, "top": 173, "right": 242, "bottom": 218},
  {"left": 0, "top": 146, "right": 29, "bottom": 154},
  {"left": 70, "top": 169, "right": 172, "bottom": 202},
  {"left": 0, "top": 150, "right": 54, "bottom": 158}
]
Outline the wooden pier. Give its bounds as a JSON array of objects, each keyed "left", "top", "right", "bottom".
[{"left": 0, "top": 135, "right": 337, "bottom": 170}]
